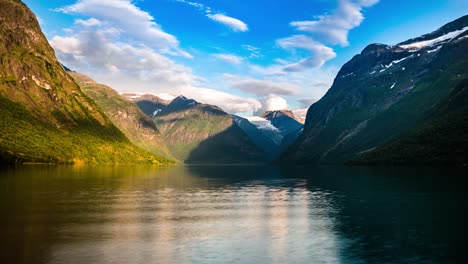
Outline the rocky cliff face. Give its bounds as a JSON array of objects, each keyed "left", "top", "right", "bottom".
[
  {"left": 0, "top": 0, "right": 171, "bottom": 164},
  {"left": 282, "top": 15, "right": 468, "bottom": 164}
]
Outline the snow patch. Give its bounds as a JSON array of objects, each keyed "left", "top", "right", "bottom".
[
  {"left": 390, "top": 83, "right": 396, "bottom": 89},
  {"left": 152, "top": 109, "right": 161, "bottom": 117},
  {"left": 427, "top": 46, "right": 442, "bottom": 53},
  {"left": 341, "top": 72, "right": 354, "bottom": 78},
  {"left": 242, "top": 116, "right": 284, "bottom": 145},
  {"left": 370, "top": 70, "right": 376, "bottom": 75},
  {"left": 384, "top": 55, "right": 414, "bottom": 69},
  {"left": 399, "top": 27, "right": 468, "bottom": 50}
]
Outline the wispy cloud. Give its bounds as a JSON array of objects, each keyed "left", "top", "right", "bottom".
[
  {"left": 213, "top": 53, "right": 243, "bottom": 64},
  {"left": 242, "top": 45, "right": 262, "bottom": 58},
  {"left": 267, "top": 0, "right": 378, "bottom": 75},
  {"left": 225, "top": 74, "right": 300, "bottom": 96},
  {"left": 277, "top": 35, "right": 337, "bottom": 71},
  {"left": 298, "top": 98, "right": 317, "bottom": 107},
  {"left": 176, "top": 0, "right": 248, "bottom": 32},
  {"left": 207, "top": 14, "right": 248, "bottom": 32},
  {"left": 290, "top": 0, "right": 379, "bottom": 46}
]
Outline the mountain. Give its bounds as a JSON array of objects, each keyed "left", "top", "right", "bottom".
[
  {"left": 122, "top": 93, "right": 171, "bottom": 118},
  {"left": 233, "top": 110, "right": 304, "bottom": 160},
  {"left": 261, "top": 110, "right": 304, "bottom": 137},
  {"left": 232, "top": 115, "right": 280, "bottom": 160},
  {"left": 151, "top": 96, "right": 266, "bottom": 163},
  {"left": 69, "top": 72, "right": 174, "bottom": 160},
  {"left": 0, "top": 0, "right": 171, "bottom": 165},
  {"left": 282, "top": 15, "right": 468, "bottom": 165}
]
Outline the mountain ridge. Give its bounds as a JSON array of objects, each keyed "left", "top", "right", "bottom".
[{"left": 282, "top": 15, "right": 468, "bottom": 165}]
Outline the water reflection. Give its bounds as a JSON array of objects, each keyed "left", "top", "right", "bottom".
[{"left": 0, "top": 165, "right": 466, "bottom": 263}]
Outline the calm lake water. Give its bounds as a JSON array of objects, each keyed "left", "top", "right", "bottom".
[{"left": 0, "top": 165, "right": 466, "bottom": 264}]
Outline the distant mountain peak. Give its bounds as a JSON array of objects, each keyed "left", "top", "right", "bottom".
[
  {"left": 174, "top": 95, "right": 188, "bottom": 100},
  {"left": 261, "top": 110, "right": 304, "bottom": 123},
  {"left": 361, "top": 43, "right": 391, "bottom": 55},
  {"left": 167, "top": 95, "right": 200, "bottom": 110}
]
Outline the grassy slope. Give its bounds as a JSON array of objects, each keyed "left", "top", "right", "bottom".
[
  {"left": 154, "top": 105, "right": 265, "bottom": 163},
  {"left": 0, "top": 0, "right": 172, "bottom": 165},
  {"left": 0, "top": 94, "right": 171, "bottom": 165},
  {"left": 69, "top": 72, "right": 175, "bottom": 161}
]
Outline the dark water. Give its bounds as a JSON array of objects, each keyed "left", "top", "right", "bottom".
[{"left": 0, "top": 165, "right": 466, "bottom": 264}]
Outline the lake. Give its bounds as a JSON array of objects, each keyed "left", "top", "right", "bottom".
[{"left": 0, "top": 165, "right": 466, "bottom": 264}]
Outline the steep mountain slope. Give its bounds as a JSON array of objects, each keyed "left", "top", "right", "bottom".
[
  {"left": 122, "top": 93, "right": 171, "bottom": 118},
  {"left": 283, "top": 15, "right": 468, "bottom": 164},
  {"left": 232, "top": 115, "right": 280, "bottom": 160},
  {"left": 69, "top": 72, "right": 174, "bottom": 160},
  {"left": 354, "top": 78, "right": 468, "bottom": 165},
  {"left": 153, "top": 96, "right": 265, "bottom": 163},
  {"left": 0, "top": 0, "right": 170, "bottom": 164}
]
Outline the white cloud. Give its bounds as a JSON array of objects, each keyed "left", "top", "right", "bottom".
[
  {"left": 175, "top": 0, "right": 205, "bottom": 10},
  {"left": 290, "top": 0, "right": 379, "bottom": 46},
  {"left": 277, "top": 35, "right": 337, "bottom": 71},
  {"left": 50, "top": 30, "right": 195, "bottom": 88},
  {"left": 225, "top": 74, "right": 300, "bottom": 96},
  {"left": 57, "top": 0, "right": 189, "bottom": 57},
  {"left": 213, "top": 53, "right": 243, "bottom": 64},
  {"left": 183, "top": 87, "right": 262, "bottom": 113},
  {"left": 207, "top": 14, "right": 248, "bottom": 32},
  {"left": 264, "top": 95, "right": 288, "bottom": 111},
  {"left": 52, "top": 32, "right": 260, "bottom": 113},
  {"left": 74, "top": 18, "right": 101, "bottom": 27},
  {"left": 252, "top": 95, "right": 288, "bottom": 115},
  {"left": 176, "top": 0, "right": 248, "bottom": 33}
]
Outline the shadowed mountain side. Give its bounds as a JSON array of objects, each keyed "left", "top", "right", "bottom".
[
  {"left": 185, "top": 124, "right": 266, "bottom": 164},
  {"left": 282, "top": 15, "right": 468, "bottom": 164},
  {"left": 122, "top": 94, "right": 171, "bottom": 118},
  {"left": 69, "top": 72, "right": 175, "bottom": 160},
  {"left": 353, "top": 78, "right": 468, "bottom": 165},
  {"left": 152, "top": 96, "right": 266, "bottom": 163},
  {"left": 232, "top": 115, "right": 280, "bottom": 160}
]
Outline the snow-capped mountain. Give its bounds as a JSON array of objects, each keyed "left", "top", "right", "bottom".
[{"left": 283, "top": 15, "right": 468, "bottom": 165}]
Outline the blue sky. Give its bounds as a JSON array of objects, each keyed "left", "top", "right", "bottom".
[{"left": 23, "top": 0, "right": 468, "bottom": 117}]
